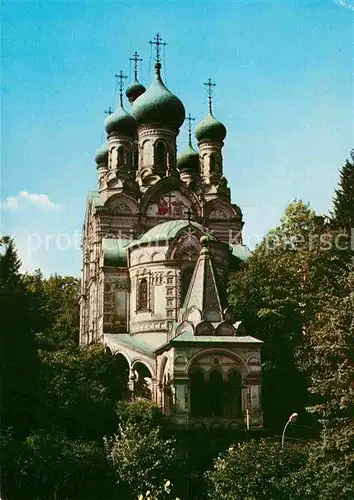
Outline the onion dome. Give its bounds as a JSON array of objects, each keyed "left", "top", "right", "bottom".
[
  {"left": 126, "top": 80, "right": 146, "bottom": 104},
  {"left": 195, "top": 113, "right": 227, "bottom": 143},
  {"left": 94, "top": 143, "right": 108, "bottom": 165},
  {"left": 177, "top": 143, "right": 199, "bottom": 173},
  {"left": 131, "top": 63, "right": 185, "bottom": 131},
  {"left": 104, "top": 104, "right": 136, "bottom": 137}
]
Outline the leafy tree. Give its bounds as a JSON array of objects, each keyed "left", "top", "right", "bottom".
[
  {"left": 105, "top": 422, "right": 176, "bottom": 499},
  {"left": 0, "top": 237, "right": 39, "bottom": 436},
  {"left": 23, "top": 271, "right": 80, "bottom": 349},
  {"left": 228, "top": 201, "right": 324, "bottom": 430},
  {"left": 301, "top": 268, "right": 354, "bottom": 499},
  {"left": 332, "top": 150, "right": 354, "bottom": 233},
  {"left": 2, "top": 430, "right": 113, "bottom": 500},
  {"left": 206, "top": 438, "right": 316, "bottom": 500},
  {"left": 116, "top": 400, "right": 166, "bottom": 429},
  {"left": 38, "top": 345, "right": 130, "bottom": 440}
]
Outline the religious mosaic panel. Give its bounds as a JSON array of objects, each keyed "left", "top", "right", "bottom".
[{"left": 146, "top": 190, "right": 192, "bottom": 218}]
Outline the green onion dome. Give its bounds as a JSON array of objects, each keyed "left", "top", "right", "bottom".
[
  {"left": 131, "top": 63, "right": 185, "bottom": 131},
  {"left": 177, "top": 143, "right": 199, "bottom": 173},
  {"left": 104, "top": 104, "right": 137, "bottom": 137},
  {"left": 195, "top": 113, "right": 226, "bottom": 143},
  {"left": 94, "top": 143, "right": 108, "bottom": 165},
  {"left": 126, "top": 80, "right": 146, "bottom": 104}
]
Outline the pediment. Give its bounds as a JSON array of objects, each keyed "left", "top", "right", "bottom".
[{"left": 104, "top": 194, "right": 139, "bottom": 215}]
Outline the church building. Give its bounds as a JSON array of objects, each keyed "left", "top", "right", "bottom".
[{"left": 80, "top": 34, "right": 263, "bottom": 429}]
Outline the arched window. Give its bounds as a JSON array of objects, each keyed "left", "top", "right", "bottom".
[
  {"left": 190, "top": 369, "right": 207, "bottom": 417},
  {"left": 133, "top": 146, "right": 139, "bottom": 170},
  {"left": 206, "top": 370, "right": 224, "bottom": 417},
  {"left": 155, "top": 141, "right": 166, "bottom": 167},
  {"left": 210, "top": 152, "right": 216, "bottom": 172},
  {"left": 117, "top": 146, "right": 125, "bottom": 166},
  {"left": 226, "top": 369, "right": 242, "bottom": 417},
  {"left": 137, "top": 278, "right": 148, "bottom": 311}
]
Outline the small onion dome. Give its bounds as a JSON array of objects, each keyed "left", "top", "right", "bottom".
[
  {"left": 94, "top": 143, "right": 108, "bottom": 165},
  {"left": 104, "top": 104, "right": 136, "bottom": 137},
  {"left": 195, "top": 113, "right": 226, "bottom": 143},
  {"left": 131, "top": 63, "right": 185, "bottom": 131},
  {"left": 177, "top": 143, "right": 199, "bottom": 173},
  {"left": 126, "top": 80, "right": 146, "bottom": 104}
]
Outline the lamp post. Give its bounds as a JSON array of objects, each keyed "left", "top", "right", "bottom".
[{"left": 281, "top": 412, "right": 298, "bottom": 448}]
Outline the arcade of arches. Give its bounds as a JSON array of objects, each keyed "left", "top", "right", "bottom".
[{"left": 190, "top": 368, "right": 242, "bottom": 418}]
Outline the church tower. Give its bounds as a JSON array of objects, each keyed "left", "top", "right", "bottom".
[{"left": 80, "top": 33, "right": 263, "bottom": 430}]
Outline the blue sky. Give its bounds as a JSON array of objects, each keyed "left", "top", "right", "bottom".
[{"left": 1, "top": 0, "right": 353, "bottom": 276}]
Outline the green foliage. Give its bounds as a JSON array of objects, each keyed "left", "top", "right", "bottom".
[
  {"left": 105, "top": 422, "right": 176, "bottom": 499},
  {"left": 0, "top": 237, "right": 40, "bottom": 436},
  {"left": 1, "top": 429, "right": 113, "bottom": 500},
  {"left": 23, "top": 271, "right": 80, "bottom": 349},
  {"left": 206, "top": 438, "right": 315, "bottom": 500},
  {"left": 117, "top": 399, "right": 166, "bottom": 429},
  {"left": 301, "top": 269, "right": 354, "bottom": 498},
  {"left": 38, "top": 344, "right": 129, "bottom": 440},
  {"left": 332, "top": 150, "right": 354, "bottom": 233},
  {"left": 228, "top": 201, "right": 321, "bottom": 429},
  {"left": 138, "top": 480, "right": 180, "bottom": 500}
]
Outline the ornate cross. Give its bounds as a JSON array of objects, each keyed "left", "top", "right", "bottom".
[
  {"left": 203, "top": 78, "right": 216, "bottom": 113},
  {"left": 186, "top": 113, "right": 195, "bottom": 145},
  {"left": 129, "top": 51, "right": 143, "bottom": 81},
  {"left": 149, "top": 33, "right": 167, "bottom": 63},
  {"left": 104, "top": 106, "right": 113, "bottom": 116},
  {"left": 115, "top": 70, "right": 127, "bottom": 105}
]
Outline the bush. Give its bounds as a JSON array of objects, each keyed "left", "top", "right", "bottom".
[
  {"left": 206, "top": 438, "right": 314, "bottom": 500},
  {"left": 105, "top": 422, "right": 176, "bottom": 499}
]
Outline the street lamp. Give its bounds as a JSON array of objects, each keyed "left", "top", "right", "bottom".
[{"left": 281, "top": 412, "right": 298, "bottom": 448}]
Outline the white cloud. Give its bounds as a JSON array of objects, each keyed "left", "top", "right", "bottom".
[
  {"left": 334, "top": 0, "right": 354, "bottom": 11},
  {"left": 1, "top": 191, "right": 61, "bottom": 211}
]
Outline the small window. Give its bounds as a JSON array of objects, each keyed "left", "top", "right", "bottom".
[
  {"left": 210, "top": 152, "right": 217, "bottom": 172},
  {"left": 117, "top": 146, "right": 125, "bottom": 166},
  {"left": 137, "top": 278, "right": 148, "bottom": 310},
  {"left": 155, "top": 141, "right": 166, "bottom": 167}
]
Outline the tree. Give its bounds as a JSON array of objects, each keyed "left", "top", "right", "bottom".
[
  {"left": 105, "top": 422, "right": 176, "bottom": 499},
  {"left": 301, "top": 268, "right": 354, "bottom": 499},
  {"left": 228, "top": 201, "right": 324, "bottom": 430},
  {"left": 38, "top": 345, "right": 130, "bottom": 440},
  {"left": 23, "top": 272, "right": 80, "bottom": 349},
  {"left": 1, "top": 430, "right": 113, "bottom": 500},
  {"left": 332, "top": 150, "right": 354, "bottom": 233},
  {"left": 0, "top": 237, "right": 39, "bottom": 436},
  {"left": 206, "top": 438, "right": 315, "bottom": 500}
]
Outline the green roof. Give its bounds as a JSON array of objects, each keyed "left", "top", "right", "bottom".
[
  {"left": 195, "top": 113, "right": 227, "bottom": 142},
  {"left": 102, "top": 238, "right": 130, "bottom": 267},
  {"left": 131, "top": 66, "right": 185, "bottom": 130},
  {"left": 88, "top": 191, "right": 104, "bottom": 209},
  {"left": 104, "top": 333, "right": 154, "bottom": 357},
  {"left": 128, "top": 220, "right": 214, "bottom": 249},
  {"left": 230, "top": 244, "right": 252, "bottom": 262},
  {"left": 154, "top": 332, "right": 262, "bottom": 354},
  {"left": 171, "top": 332, "right": 262, "bottom": 344}
]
